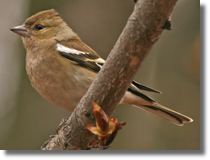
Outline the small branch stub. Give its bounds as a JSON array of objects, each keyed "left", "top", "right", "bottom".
[{"left": 163, "top": 18, "right": 172, "bottom": 30}]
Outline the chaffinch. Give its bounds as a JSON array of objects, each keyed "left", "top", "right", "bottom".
[{"left": 10, "top": 9, "right": 193, "bottom": 126}]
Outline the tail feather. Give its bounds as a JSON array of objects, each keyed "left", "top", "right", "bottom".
[{"left": 134, "top": 103, "right": 193, "bottom": 126}]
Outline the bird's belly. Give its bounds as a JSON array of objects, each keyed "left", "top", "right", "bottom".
[
  {"left": 31, "top": 71, "right": 95, "bottom": 112},
  {"left": 26, "top": 57, "right": 96, "bottom": 112}
]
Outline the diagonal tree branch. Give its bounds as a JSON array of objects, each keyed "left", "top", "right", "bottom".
[{"left": 41, "top": 0, "right": 178, "bottom": 150}]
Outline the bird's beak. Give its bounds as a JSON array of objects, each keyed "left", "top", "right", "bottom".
[{"left": 10, "top": 25, "right": 29, "bottom": 37}]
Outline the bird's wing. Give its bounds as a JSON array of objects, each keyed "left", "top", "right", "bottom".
[
  {"left": 55, "top": 39, "right": 161, "bottom": 94},
  {"left": 55, "top": 40, "right": 104, "bottom": 73},
  {"left": 131, "top": 80, "right": 162, "bottom": 94}
]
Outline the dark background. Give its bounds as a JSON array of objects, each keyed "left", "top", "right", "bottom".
[{"left": 0, "top": 0, "right": 200, "bottom": 150}]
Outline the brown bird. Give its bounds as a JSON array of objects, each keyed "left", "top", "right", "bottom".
[{"left": 10, "top": 9, "right": 193, "bottom": 126}]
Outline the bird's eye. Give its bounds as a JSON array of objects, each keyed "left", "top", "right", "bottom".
[{"left": 35, "top": 24, "right": 44, "bottom": 30}]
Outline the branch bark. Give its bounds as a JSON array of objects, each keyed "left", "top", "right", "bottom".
[{"left": 41, "top": 0, "right": 178, "bottom": 150}]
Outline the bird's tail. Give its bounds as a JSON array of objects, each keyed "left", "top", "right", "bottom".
[{"left": 134, "top": 102, "right": 193, "bottom": 126}]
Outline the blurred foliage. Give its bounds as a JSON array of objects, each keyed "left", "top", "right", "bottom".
[{"left": 0, "top": 0, "right": 199, "bottom": 150}]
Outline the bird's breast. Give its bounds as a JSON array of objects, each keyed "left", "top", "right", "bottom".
[{"left": 25, "top": 51, "right": 96, "bottom": 112}]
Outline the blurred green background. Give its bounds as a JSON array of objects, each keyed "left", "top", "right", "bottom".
[{"left": 0, "top": 0, "right": 200, "bottom": 150}]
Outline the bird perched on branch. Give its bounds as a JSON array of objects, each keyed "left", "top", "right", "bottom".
[{"left": 10, "top": 9, "right": 193, "bottom": 126}]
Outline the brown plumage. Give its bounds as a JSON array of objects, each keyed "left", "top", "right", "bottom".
[{"left": 10, "top": 9, "right": 193, "bottom": 126}]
